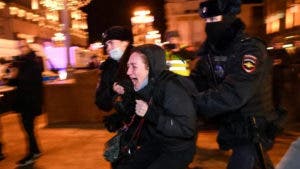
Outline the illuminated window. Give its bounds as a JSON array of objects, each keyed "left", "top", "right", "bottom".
[
  {"left": 295, "top": 7, "right": 300, "bottom": 26},
  {"left": 0, "top": 2, "right": 6, "bottom": 9},
  {"left": 272, "top": 20, "right": 280, "bottom": 32},
  {"left": 266, "top": 20, "right": 280, "bottom": 34},
  {"left": 265, "top": 13, "right": 284, "bottom": 34},
  {"left": 266, "top": 22, "right": 271, "bottom": 34},
  {"left": 285, "top": 5, "right": 300, "bottom": 29},
  {"left": 31, "top": 0, "right": 39, "bottom": 10},
  {"left": 285, "top": 11, "right": 293, "bottom": 28}
]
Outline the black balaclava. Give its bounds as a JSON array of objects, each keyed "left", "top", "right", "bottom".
[{"left": 205, "top": 15, "right": 236, "bottom": 46}]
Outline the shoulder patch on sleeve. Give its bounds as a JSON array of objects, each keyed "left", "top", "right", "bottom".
[{"left": 242, "top": 54, "right": 257, "bottom": 73}]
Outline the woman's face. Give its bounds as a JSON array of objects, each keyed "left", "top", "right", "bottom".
[{"left": 127, "top": 52, "right": 149, "bottom": 91}]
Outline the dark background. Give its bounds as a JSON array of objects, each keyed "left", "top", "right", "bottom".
[
  {"left": 82, "top": 0, "right": 165, "bottom": 44},
  {"left": 82, "top": 0, "right": 263, "bottom": 44}
]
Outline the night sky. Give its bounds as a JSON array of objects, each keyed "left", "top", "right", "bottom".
[
  {"left": 82, "top": 0, "right": 262, "bottom": 44},
  {"left": 82, "top": 0, "right": 165, "bottom": 44}
]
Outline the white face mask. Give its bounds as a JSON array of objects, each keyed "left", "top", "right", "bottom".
[{"left": 109, "top": 47, "right": 124, "bottom": 61}]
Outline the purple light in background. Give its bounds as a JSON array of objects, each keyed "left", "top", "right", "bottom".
[
  {"left": 69, "top": 46, "right": 77, "bottom": 66},
  {"left": 44, "top": 46, "right": 77, "bottom": 70}
]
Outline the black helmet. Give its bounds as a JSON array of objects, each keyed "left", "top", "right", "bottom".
[
  {"left": 102, "top": 26, "right": 133, "bottom": 44},
  {"left": 199, "top": 0, "right": 241, "bottom": 18}
]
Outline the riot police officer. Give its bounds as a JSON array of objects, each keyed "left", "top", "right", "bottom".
[{"left": 190, "top": 0, "right": 278, "bottom": 169}]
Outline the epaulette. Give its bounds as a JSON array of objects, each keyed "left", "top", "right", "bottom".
[
  {"left": 240, "top": 36, "right": 267, "bottom": 46},
  {"left": 240, "top": 36, "right": 251, "bottom": 43}
]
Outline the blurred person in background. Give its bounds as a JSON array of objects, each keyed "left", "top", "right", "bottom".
[
  {"left": 163, "top": 31, "right": 197, "bottom": 61},
  {"left": 190, "top": 0, "right": 279, "bottom": 168},
  {"left": 162, "top": 31, "right": 197, "bottom": 76},
  {"left": 0, "top": 58, "right": 12, "bottom": 161},
  {"left": 87, "top": 55, "right": 100, "bottom": 69},
  {"left": 0, "top": 58, "right": 9, "bottom": 84},
  {"left": 0, "top": 124, "right": 3, "bottom": 161},
  {"left": 6, "top": 39, "right": 43, "bottom": 166}
]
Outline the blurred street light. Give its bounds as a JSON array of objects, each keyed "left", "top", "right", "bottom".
[
  {"left": 131, "top": 8, "right": 157, "bottom": 45},
  {"left": 145, "top": 30, "right": 161, "bottom": 44},
  {"left": 40, "top": 0, "right": 91, "bottom": 11},
  {"left": 131, "top": 9, "right": 154, "bottom": 24},
  {"left": 40, "top": 0, "right": 91, "bottom": 71},
  {"left": 0, "top": 1, "right": 6, "bottom": 9}
]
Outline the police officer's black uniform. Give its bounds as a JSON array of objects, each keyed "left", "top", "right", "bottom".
[
  {"left": 95, "top": 26, "right": 136, "bottom": 132},
  {"left": 190, "top": 0, "right": 278, "bottom": 169}
]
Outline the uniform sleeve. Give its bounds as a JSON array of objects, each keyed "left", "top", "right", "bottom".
[
  {"left": 194, "top": 40, "right": 268, "bottom": 117},
  {"left": 95, "top": 60, "right": 118, "bottom": 111},
  {"left": 153, "top": 80, "right": 197, "bottom": 138}
]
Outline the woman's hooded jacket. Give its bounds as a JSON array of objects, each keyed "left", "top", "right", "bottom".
[{"left": 134, "top": 44, "right": 198, "bottom": 151}]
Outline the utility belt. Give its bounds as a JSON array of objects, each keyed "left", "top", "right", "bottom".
[{"left": 217, "top": 113, "right": 276, "bottom": 150}]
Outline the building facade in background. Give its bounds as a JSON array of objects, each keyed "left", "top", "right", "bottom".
[
  {"left": 164, "top": 0, "right": 266, "bottom": 47},
  {"left": 164, "top": 0, "right": 205, "bottom": 47},
  {"left": 0, "top": 0, "right": 88, "bottom": 47},
  {"left": 264, "top": 0, "right": 300, "bottom": 123},
  {"left": 265, "top": 0, "right": 300, "bottom": 49}
]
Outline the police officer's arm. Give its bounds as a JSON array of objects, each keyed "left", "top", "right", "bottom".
[
  {"left": 95, "top": 59, "right": 118, "bottom": 111},
  {"left": 194, "top": 42, "right": 269, "bottom": 117}
]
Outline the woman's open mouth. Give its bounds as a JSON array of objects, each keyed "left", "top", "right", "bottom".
[{"left": 130, "top": 77, "right": 138, "bottom": 87}]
